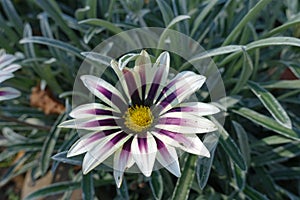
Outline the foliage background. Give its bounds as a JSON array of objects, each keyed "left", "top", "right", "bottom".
[{"left": 0, "top": 0, "right": 300, "bottom": 199}]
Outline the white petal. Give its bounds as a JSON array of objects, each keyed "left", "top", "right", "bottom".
[
  {"left": 145, "top": 52, "right": 170, "bottom": 102},
  {"left": 0, "top": 87, "right": 20, "bottom": 101},
  {"left": 67, "top": 130, "right": 120, "bottom": 157},
  {"left": 82, "top": 132, "right": 131, "bottom": 174},
  {"left": 2, "top": 64, "right": 21, "bottom": 73},
  {"left": 171, "top": 102, "right": 220, "bottom": 116},
  {"left": 156, "top": 112, "right": 217, "bottom": 134},
  {"left": 131, "top": 134, "right": 157, "bottom": 177},
  {"left": 58, "top": 117, "right": 120, "bottom": 131},
  {"left": 152, "top": 131, "right": 210, "bottom": 157},
  {"left": 81, "top": 75, "right": 127, "bottom": 112},
  {"left": 0, "top": 72, "right": 14, "bottom": 83},
  {"left": 156, "top": 141, "right": 181, "bottom": 177},
  {"left": 134, "top": 50, "right": 155, "bottom": 99},
  {"left": 113, "top": 141, "right": 134, "bottom": 188},
  {"left": 69, "top": 103, "right": 117, "bottom": 118},
  {"left": 157, "top": 72, "right": 206, "bottom": 115}
]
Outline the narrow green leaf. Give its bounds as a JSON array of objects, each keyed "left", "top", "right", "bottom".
[
  {"left": 231, "top": 50, "right": 253, "bottom": 94},
  {"left": 253, "top": 135, "right": 294, "bottom": 147},
  {"left": 24, "top": 182, "right": 80, "bottom": 200},
  {"left": 252, "top": 142, "right": 300, "bottom": 166},
  {"left": 86, "top": 0, "right": 97, "bottom": 18},
  {"left": 1, "top": 0, "right": 23, "bottom": 35},
  {"left": 233, "top": 107, "right": 300, "bottom": 141},
  {"left": 40, "top": 112, "right": 68, "bottom": 175},
  {"left": 270, "top": 167, "right": 300, "bottom": 180},
  {"left": 248, "top": 81, "right": 292, "bottom": 128},
  {"left": 79, "top": 18, "right": 123, "bottom": 34},
  {"left": 222, "top": 0, "right": 272, "bottom": 45},
  {"left": 52, "top": 151, "right": 83, "bottom": 166},
  {"left": 212, "top": 118, "right": 247, "bottom": 170},
  {"left": 0, "top": 153, "right": 31, "bottom": 186},
  {"left": 82, "top": 172, "right": 94, "bottom": 200},
  {"left": 265, "top": 13, "right": 300, "bottom": 37},
  {"left": 260, "top": 80, "right": 300, "bottom": 89},
  {"left": 191, "top": 0, "right": 218, "bottom": 37},
  {"left": 172, "top": 154, "right": 198, "bottom": 200},
  {"left": 233, "top": 163, "right": 246, "bottom": 190},
  {"left": 189, "top": 45, "right": 244, "bottom": 61},
  {"left": 166, "top": 15, "right": 191, "bottom": 29},
  {"left": 246, "top": 37, "right": 300, "bottom": 50},
  {"left": 220, "top": 37, "right": 300, "bottom": 67},
  {"left": 156, "top": 0, "right": 174, "bottom": 26},
  {"left": 20, "top": 37, "right": 83, "bottom": 59},
  {"left": 35, "top": 0, "right": 80, "bottom": 45},
  {"left": 232, "top": 121, "right": 251, "bottom": 167},
  {"left": 149, "top": 171, "right": 163, "bottom": 200},
  {"left": 197, "top": 131, "right": 219, "bottom": 189},
  {"left": 79, "top": 18, "right": 136, "bottom": 48},
  {"left": 244, "top": 185, "right": 269, "bottom": 200}
]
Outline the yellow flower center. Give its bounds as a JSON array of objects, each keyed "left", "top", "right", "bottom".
[{"left": 124, "top": 105, "right": 153, "bottom": 132}]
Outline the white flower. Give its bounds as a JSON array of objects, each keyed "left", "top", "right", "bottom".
[
  {"left": 59, "top": 50, "right": 219, "bottom": 187},
  {"left": 0, "top": 50, "right": 21, "bottom": 101}
]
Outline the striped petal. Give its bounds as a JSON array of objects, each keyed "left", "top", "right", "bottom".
[
  {"left": 145, "top": 52, "right": 170, "bottom": 104},
  {"left": 2, "top": 64, "right": 21, "bottom": 73},
  {"left": 82, "top": 132, "right": 131, "bottom": 174},
  {"left": 134, "top": 50, "right": 153, "bottom": 101},
  {"left": 67, "top": 129, "right": 121, "bottom": 157},
  {"left": 113, "top": 138, "right": 135, "bottom": 188},
  {"left": 81, "top": 75, "right": 127, "bottom": 112},
  {"left": 69, "top": 103, "right": 119, "bottom": 118},
  {"left": 155, "top": 138, "right": 181, "bottom": 177},
  {"left": 168, "top": 102, "right": 220, "bottom": 116},
  {"left": 0, "top": 72, "right": 14, "bottom": 83},
  {"left": 156, "top": 112, "right": 217, "bottom": 134},
  {"left": 131, "top": 133, "right": 157, "bottom": 177},
  {"left": 152, "top": 130, "right": 210, "bottom": 157},
  {"left": 0, "top": 54, "right": 17, "bottom": 69},
  {"left": 58, "top": 116, "right": 120, "bottom": 131},
  {"left": 156, "top": 72, "right": 206, "bottom": 115},
  {"left": 0, "top": 87, "right": 20, "bottom": 101},
  {"left": 122, "top": 68, "right": 142, "bottom": 105}
]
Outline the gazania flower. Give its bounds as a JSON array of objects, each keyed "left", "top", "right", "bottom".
[
  {"left": 0, "top": 50, "right": 21, "bottom": 101},
  {"left": 59, "top": 50, "right": 219, "bottom": 187}
]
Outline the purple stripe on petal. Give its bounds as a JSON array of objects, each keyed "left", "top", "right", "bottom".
[
  {"left": 138, "top": 137, "right": 148, "bottom": 153},
  {"left": 158, "top": 92, "right": 178, "bottom": 108},
  {"left": 155, "top": 137, "right": 165, "bottom": 150},
  {"left": 123, "top": 69, "right": 142, "bottom": 105},
  {"left": 110, "top": 132, "right": 128, "bottom": 145},
  {"left": 86, "top": 109, "right": 113, "bottom": 115},
  {"left": 96, "top": 85, "right": 127, "bottom": 110},
  {"left": 157, "top": 129, "right": 191, "bottom": 145},
  {"left": 0, "top": 91, "right": 6, "bottom": 96},
  {"left": 146, "top": 83, "right": 160, "bottom": 103},
  {"left": 87, "top": 132, "right": 107, "bottom": 143},
  {"left": 159, "top": 117, "right": 182, "bottom": 125},
  {"left": 122, "top": 137, "right": 133, "bottom": 152},
  {"left": 84, "top": 118, "right": 117, "bottom": 127}
]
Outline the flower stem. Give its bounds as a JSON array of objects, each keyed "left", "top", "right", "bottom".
[{"left": 172, "top": 154, "right": 198, "bottom": 200}]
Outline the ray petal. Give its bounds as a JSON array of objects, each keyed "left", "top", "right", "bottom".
[
  {"left": 152, "top": 130, "right": 210, "bottom": 157},
  {"left": 81, "top": 75, "right": 127, "bottom": 112},
  {"left": 113, "top": 138, "right": 134, "bottom": 188},
  {"left": 69, "top": 103, "right": 119, "bottom": 118},
  {"left": 155, "top": 138, "right": 181, "bottom": 177},
  {"left": 156, "top": 112, "right": 217, "bottom": 134},
  {"left": 0, "top": 87, "right": 20, "bottom": 101},
  {"left": 168, "top": 102, "right": 220, "bottom": 116},
  {"left": 131, "top": 133, "right": 157, "bottom": 177},
  {"left": 82, "top": 132, "right": 131, "bottom": 174}
]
